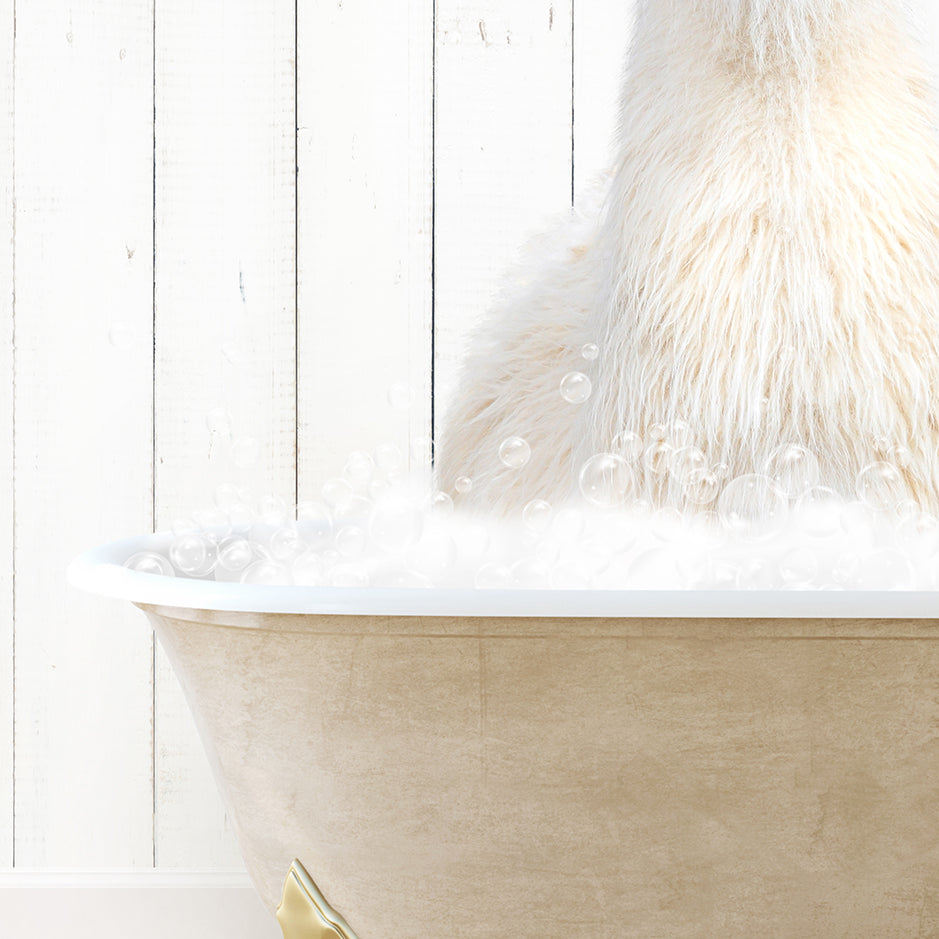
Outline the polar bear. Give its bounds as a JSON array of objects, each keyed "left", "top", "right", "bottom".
[{"left": 436, "top": 0, "right": 939, "bottom": 516}]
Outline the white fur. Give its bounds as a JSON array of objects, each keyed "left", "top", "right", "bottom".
[{"left": 437, "top": 0, "right": 939, "bottom": 514}]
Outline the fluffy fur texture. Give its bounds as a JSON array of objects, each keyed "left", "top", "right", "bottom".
[{"left": 437, "top": 0, "right": 939, "bottom": 514}]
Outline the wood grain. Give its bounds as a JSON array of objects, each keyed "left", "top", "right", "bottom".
[
  {"left": 153, "top": 0, "right": 296, "bottom": 868},
  {"left": 433, "top": 0, "right": 575, "bottom": 437},
  {"left": 297, "top": 0, "right": 434, "bottom": 488},
  {"left": 12, "top": 0, "right": 154, "bottom": 866}
]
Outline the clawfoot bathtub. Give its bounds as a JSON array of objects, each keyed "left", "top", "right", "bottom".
[{"left": 70, "top": 534, "right": 939, "bottom": 938}]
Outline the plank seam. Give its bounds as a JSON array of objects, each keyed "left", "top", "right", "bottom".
[
  {"left": 430, "top": 0, "right": 437, "bottom": 464},
  {"left": 151, "top": 0, "right": 158, "bottom": 871},
  {"left": 570, "top": 0, "right": 575, "bottom": 206},
  {"left": 9, "top": 0, "right": 15, "bottom": 872}
]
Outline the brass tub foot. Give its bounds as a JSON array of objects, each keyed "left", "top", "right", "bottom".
[{"left": 276, "top": 859, "right": 360, "bottom": 939}]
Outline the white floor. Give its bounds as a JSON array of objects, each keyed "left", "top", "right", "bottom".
[{"left": 0, "top": 873, "right": 282, "bottom": 938}]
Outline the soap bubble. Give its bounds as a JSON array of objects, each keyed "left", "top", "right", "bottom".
[
  {"left": 475, "top": 562, "right": 513, "bottom": 589},
  {"left": 647, "top": 423, "right": 668, "bottom": 445},
  {"left": 886, "top": 444, "right": 913, "bottom": 469},
  {"left": 522, "top": 499, "right": 552, "bottom": 532},
  {"left": 779, "top": 547, "right": 818, "bottom": 586},
  {"left": 241, "top": 560, "right": 289, "bottom": 585},
  {"left": 221, "top": 341, "right": 248, "bottom": 366},
  {"left": 322, "top": 477, "right": 354, "bottom": 509},
  {"left": 560, "top": 372, "right": 592, "bottom": 404},
  {"left": 717, "top": 474, "right": 788, "bottom": 541},
  {"left": 374, "top": 443, "right": 404, "bottom": 476},
  {"left": 430, "top": 491, "right": 454, "bottom": 514},
  {"left": 670, "top": 446, "right": 707, "bottom": 482},
  {"left": 499, "top": 436, "right": 531, "bottom": 469},
  {"left": 762, "top": 444, "right": 820, "bottom": 498},
  {"left": 169, "top": 533, "right": 216, "bottom": 576},
  {"left": 343, "top": 451, "right": 375, "bottom": 490},
  {"left": 269, "top": 524, "right": 304, "bottom": 561},
  {"left": 213, "top": 483, "right": 246, "bottom": 511},
  {"left": 856, "top": 462, "right": 905, "bottom": 511},
  {"left": 627, "top": 548, "right": 682, "bottom": 589},
  {"left": 369, "top": 495, "right": 423, "bottom": 552},
  {"left": 578, "top": 453, "right": 636, "bottom": 508},
  {"left": 292, "top": 551, "right": 325, "bottom": 586},
  {"left": 551, "top": 506, "right": 585, "bottom": 540},
  {"left": 386, "top": 381, "right": 412, "bottom": 411},
  {"left": 848, "top": 549, "right": 915, "bottom": 590},
  {"left": 643, "top": 442, "right": 673, "bottom": 477},
  {"left": 330, "top": 565, "right": 369, "bottom": 588},
  {"left": 335, "top": 525, "right": 367, "bottom": 558},
  {"left": 296, "top": 500, "right": 333, "bottom": 548},
  {"left": 511, "top": 558, "right": 549, "bottom": 588},
  {"left": 795, "top": 486, "right": 842, "bottom": 539},
  {"left": 108, "top": 321, "right": 138, "bottom": 350},
  {"left": 683, "top": 469, "right": 720, "bottom": 505},
  {"left": 454, "top": 476, "right": 473, "bottom": 494},
  {"left": 667, "top": 420, "right": 693, "bottom": 449},
  {"left": 258, "top": 494, "right": 289, "bottom": 527},
  {"left": 410, "top": 527, "right": 458, "bottom": 577},
  {"left": 896, "top": 511, "right": 939, "bottom": 556},
  {"left": 737, "top": 557, "right": 779, "bottom": 590},
  {"left": 125, "top": 551, "right": 174, "bottom": 577},
  {"left": 581, "top": 342, "right": 599, "bottom": 361},
  {"left": 216, "top": 537, "right": 254, "bottom": 572},
  {"left": 232, "top": 436, "right": 260, "bottom": 468},
  {"left": 192, "top": 507, "right": 231, "bottom": 541},
  {"left": 205, "top": 408, "right": 233, "bottom": 437},
  {"left": 611, "top": 430, "right": 643, "bottom": 461}
]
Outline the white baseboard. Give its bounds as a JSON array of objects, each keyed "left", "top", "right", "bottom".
[{"left": 0, "top": 871, "right": 282, "bottom": 939}]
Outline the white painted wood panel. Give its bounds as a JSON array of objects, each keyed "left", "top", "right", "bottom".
[
  {"left": 153, "top": 0, "right": 296, "bottom": 868},
  {"left": 433, "top": 0, "right": 575, "bottom": 435},
  {"left": 0, "top": 0, "right": 13, "bottom": 872},
  {"left": 12, "top": 1, "right": 154, "bottom": 866},
  {"left": 572, "top": 0, "right": 636, "bottom": 203},
  {"left": 297, "top": 0, "right": 434, "bottom": 487}
]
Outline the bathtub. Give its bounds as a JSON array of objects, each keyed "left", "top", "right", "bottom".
[{"left": 70, "top": 533, "right": 939, "bottom": 938}]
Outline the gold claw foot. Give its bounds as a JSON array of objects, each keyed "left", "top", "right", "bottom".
[{"left": 276, "top": 859, "right": 360, "bottom": 939}]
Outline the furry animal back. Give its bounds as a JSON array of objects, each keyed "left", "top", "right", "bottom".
[{"left": 437, "top": 0, "right": 939, "bottom": 514}]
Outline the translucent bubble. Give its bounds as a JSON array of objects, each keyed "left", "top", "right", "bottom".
[
  {"left": 549, "top": 560, "right": 592, "bottom": 589},
  {"left": 343, "top": 451, "right": 375, "bottom": 490},
  {"left": 376, "top": 569, "right": 434, "bottom": 589},
  {"left": 169, "top": 533, "right": 216, "bottom": 576},
  {"left": 292, "top": 551, "right": 325, "bottom": 586},
  {"left": 454, "top": 476, "right": 473, "bottom": 495},
  {"left": 205, "top": 408, "right": 233, "bottom": 437},
  {"left": 330, "top": 565, "right": 369, "bottom": 588},
  {"left": 369, "top": 496, "right": 423, "bottom": 553},
  {"left": 578, "top": 453, "right": 636, "bottom": 508},
  {"left": 779, "top": 548, "right": 818, "bottom": 586},
  {"left": 258, "top": 494, "right": 289, "bottom": 526},
  {"left": 108, "top": 321, "right": 138, "bottom": 350},
  {"left": 551, "top": 506, "right": 585, "bottom": 541},
  {"left": 216, "top": 537, "right": 254, "bottom": 572},
  {"left": 795, "top": 486, "right": 842, "bottom": 539},
  {"left": 522, "top": 499, "right": 552, "bottom": 533},
  {"left": 626, "top": 548, "right": 682, "bottom": 589},
  {"left": 270, "top": 524, "right": 304, "bottom": 561},
  {"left": 192, "top": 507, "right": 231, "bottom": 541},
  {"left": 124, "top": 551, "right": 174, "bottom": 577},
  {"left": 296, "top": 500, "right": 333, "bottom": 548},
  {"left": 559, "top": 372, "right": 592, "bottom": 404},
  {"left": 241, "top": 560, "right": 289, "bottom": 585},
  {"left": 499, "top": 436, "right": 531, "bottom": 469},
  {"left": 430, "top": 491, "right": 454, "bottom": 514},
  {"left": 643, "top": 442, "right": 673, "bottom": 477},
  {"left": 221, "top": 341, "right": 248, "bottom": 366},
  {"left": 226, "top": 500, "right": 256, "bottom": 531},
  {"left": 762, "top": 444, "right": 820, "bottom": 498},
  {"left": 232, "top": 436, "right": 260, "bottom": 468},
  {"left": 717, "top": 474, "right": 788, "bottom": 541},
  {"left": 322, "top": 477, "right": 354, "bottom": 509},
  {"left": 737, "top": 558, "right": 779, "bottom": 590},
  {"left": 886, "top": 444, "right": 913, "bottom": 469},
  {"left": 581, "top": 342, "right": 599, "bottom": 361},
  {"left": 896, "top": 511, "right": 939, "bottom": 556},
  {"left": 171, "top": 517, "right": 198, "bottom": 536},
  {"left": 683, "top": 469, "right": 720, "bottom": 505},
  {"left": 475, "top": 562, "right": 513, "bottom": 589},
  {"left": 374, "top": 443, "right": 404, "bottom": 476},
  {"left": 410, "top": 527, "right": 458, "bottom": 578},
  {"left": 851, "top": 549, "right": 915, "bottom": 590},
  {"left": 511, "top": 558, "right": 549, "bottom": 588},
  {"left": 611, "top": 430, "right": 643, "bottom": 461},
  {"left": 214, "top": 483, "right": 245, "bottom": 511},
  {"left": 856, "top": 461, "right": 905, "bottom": 511},
  {"left": 331, "top": 494, "right": 372, "bottom": 525},
  {"left": 670, "top": 446, "right": 707, "bottom": 482},
  {"left": 335, "top": 525, "right": 367, "bottom": 558},
  {"left": 667, "top": 420, "right": 693, "bottom": 449},
  {"left": 386, "top": 382, "right": 412, "bottom": 411},
  {"left": 647, "top": 423, "right": 668, "bottom": 445}
]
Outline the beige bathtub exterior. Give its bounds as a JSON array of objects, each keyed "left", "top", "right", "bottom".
[{"left": 140, "top": 605, "right": 939, "bottom": 938}]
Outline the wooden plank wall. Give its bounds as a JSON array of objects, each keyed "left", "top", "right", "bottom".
[{"left": 11, "top": 0, "right": 939, "bottom": 885}]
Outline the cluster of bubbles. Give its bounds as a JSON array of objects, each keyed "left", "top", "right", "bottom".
[{"left": 123, "top": 436, "right": 939, "bottom": 591}]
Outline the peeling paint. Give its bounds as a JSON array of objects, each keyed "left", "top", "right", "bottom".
[
  {"left": 478, "top": 20, "right": 488, "bottom": 45},
  {"left": 549, "top": 5, "right": 554, "bottom": 30}
]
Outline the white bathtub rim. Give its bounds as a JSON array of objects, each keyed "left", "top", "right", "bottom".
[{"left": 66, "top": 532, "right": 939, "bottom": 619}]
